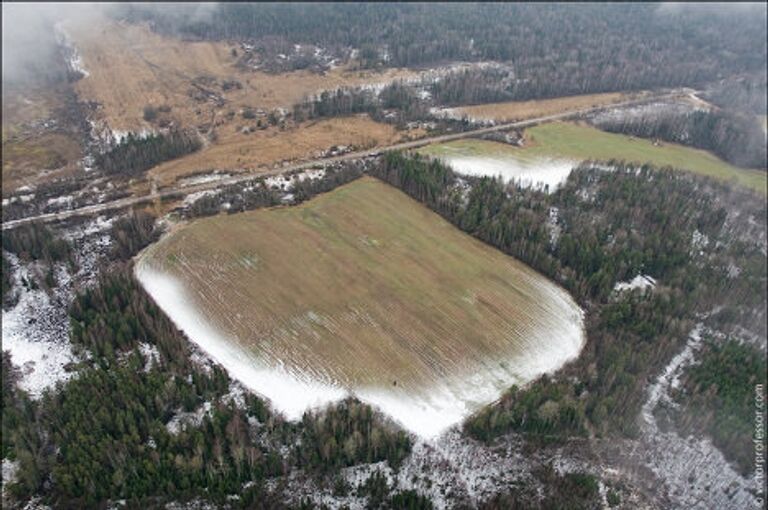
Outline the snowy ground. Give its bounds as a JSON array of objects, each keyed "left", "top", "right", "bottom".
[
  {"left": 2, "top": 216, "right": 115, "bottom": 397},
  {"left": 613, "top": 274, "right": 657, "bottom": 293},
  {"left": 2, "top": 256, "right": 78, "bottom": 396},
  {"left": 626, "top": 324, "right": 762, "bottom": 509},
  {"left": 447, "top": 155, "right": 576, "bottom": 192},
  {"left": 429, "top": 145, "right": 578, "bottom": 192},
  {"left": 178, "top": 172, "right": 232, "bottom": 188}
]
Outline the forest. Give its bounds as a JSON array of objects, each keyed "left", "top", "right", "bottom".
[
  {"left": 703, "top": 72, "right": 768, "bottom": 115},
  {"left": 95, "top": 130, "right": 202, "bottom": 176},
  {"left": 292, "top": 81, "right": 429, "bottom": 126},
  {"left": 112, "top": 3, "right": 766, "bottom": 99},
  {"left": 1, "top": 200, "right": 422, "bottom": 508},
  {"left": 1, "top": 222, "right": 77, "bottom": 300},
  {"left": 3, "top": 151, "right": 765, "bottom": 507},
  {"left": 373, "top": 152, "right": 766, "bottom": 462},
  {"left": 3, "top": 257, "right": 414, "bottom": 508}
]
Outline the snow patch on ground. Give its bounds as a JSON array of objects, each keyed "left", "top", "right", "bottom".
[
  {"left": 2, "top": 216, "right": 115, "bottom": 398},
  {"left": 135, "top": 264, "right": 348, "bottom": 422},
  {"left": 1, "top": 256, "right": 78, "bottom": 397},
  {"left": 265, "top": 168, "right": 326, "bottom": 191},
  {"left": 138, "top": 343, "right": 160, "bottom": 372},
  {"left": 178, "top": 172, "right": 232, "bottom": 187},
  {"left": 166, "top": 401, "right": 213, "bottom": 435},
  {"left": 183, "top": 189, "right": 220, "bottom": 207},
  {"left": 54, "top": 21, "right": 90, "bottom": 78},
  {"left": 2, "top": 459, "right": 19, "bottom": 503},
  {"left": 436, "top": 151, "right": 577, "bottom": 192},
  {"left": 636, "top": 324, "right": 762, "bottom": 508},
  {"left": 613, "top": 274, "right": 656, "bottom": 293}
]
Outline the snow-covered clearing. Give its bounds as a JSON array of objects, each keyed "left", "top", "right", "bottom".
[
  {"left": 2, "top": 256, "right": 78, "bottom": 396},
  {"left": 452, "top": 156, "right": 575, "bottom": 192},
  {"left": 432, "top": 146, "right": 577, "bottom": 192},
  {"left": 613, "top": 274, "right": 656, "bottom": 293},
  {"left": 2, "top": 216, "right": 115, "bottom": 397}
]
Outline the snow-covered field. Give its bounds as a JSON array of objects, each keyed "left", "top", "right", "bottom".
[{"left": 448, "top": 155, "right": 575, "bottom": 192}]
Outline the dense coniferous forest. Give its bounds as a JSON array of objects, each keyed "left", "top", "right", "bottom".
[
  {"left": 2, "top": 222, "right": 74, "bottom": 268},
  {"left": 1, "top": 253, "right": 12, "bottom": 305},
  {"left": 478, "top": 466, "right": 601, "bottom": 510},
  {"left": 113, "top": 3, "right": 766, "bottom": 98},
  {"left": 594, "top": 108, "right": 768, "bottom": 169},
  {"left": 109, "top": 210, "right": 162, "bottom": 260},
  {"left": 96, "top": 130, "right": 202, "bottom": 176},
  {"left": 2, "top": 259, "right": 414, "bottom": 508},
  {"left": 1, "top": 222, "right": 77, "bottom": 294},
  {"left": 373, "top": 152, "right": 766, "bottom": 460},
  {"left": 292, "top": 81, "right": 430, "bottom": 126}
]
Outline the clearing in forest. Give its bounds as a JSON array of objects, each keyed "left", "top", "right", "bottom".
[
  {"left": 420, "top": 122, "right": 767, "bottom": 194},
  {"left": 136, "top": 177, "right": 584, "bottom": 437}
]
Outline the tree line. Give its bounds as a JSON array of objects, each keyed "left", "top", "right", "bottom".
[
  {"left": 2, "top": 222, "right": 76, "bottom": 296},
  {"left": 593, "top": 108, "right": 767, "bottom": 169},
  {"left": 703, "top": 73, "right": 767, "bottom": 115},
  {"left": 96, "top": 130, "right": 202, "bottom": 176},
  {"left": 665, "top": 338, "right": 766, "bottom": 476}
]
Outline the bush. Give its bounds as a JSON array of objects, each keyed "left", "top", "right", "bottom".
[{"left": 143, "top": 105, "right": 158, "bottom": 121}]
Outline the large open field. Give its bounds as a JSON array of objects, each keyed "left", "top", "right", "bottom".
[
  {"left": 1, "top": 85, "right": 83, "bottom": 193},
  {"left": 59, "top": 16, "right": 423, "bottom": 186},
  {"left": 420, "top": 122, "right": 767, "bottom": 194},
  {"left": 442, "top": 92, "right": 634, "bottom": 122},
  {"left": 147, "top": 115, "right": 401, "bottom": 187},
  {"left": 136, "top": 177, "right": 584, "bottom": 437},
  {"left": 64, "top": 17, "right": 419, "bottom": 133}
]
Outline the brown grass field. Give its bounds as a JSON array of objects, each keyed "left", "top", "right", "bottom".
[
  {"left": 65, "top": 17, "right": 419, "bottom": 132},
  {"left": 58, "top": 17, "right": 422, "bottom": 185},
  {"left": 2, "top": 85, "right": 83, "bottom": 193},
  {"left": 448, "top": 92, "right": 636, "bottom": 123},
  {"left": 138, "top": 177, "right": 583, "bottom": 434},
  {"left": 147, "top": 115, "right": 400, "bottom": 186}
]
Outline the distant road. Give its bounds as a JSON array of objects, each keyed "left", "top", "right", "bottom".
[{"left": 2, "top": 90, "right": 687, "bottom": 230}]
